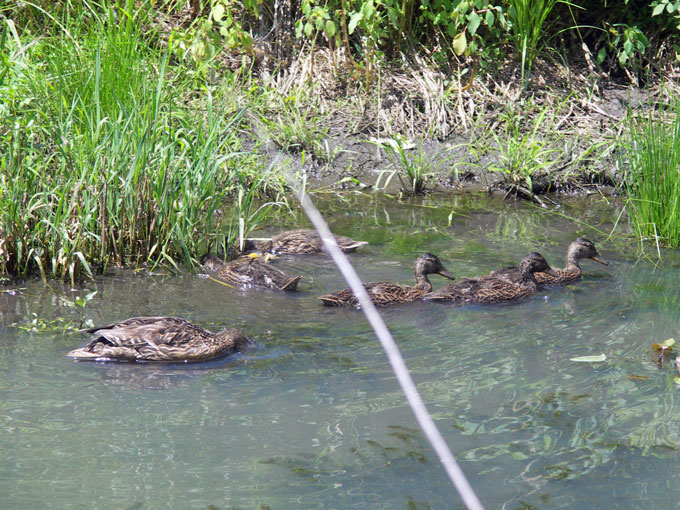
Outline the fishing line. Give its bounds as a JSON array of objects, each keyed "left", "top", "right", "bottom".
[{"left": 288, "top": 172, "right": 484, "bottom": 510}]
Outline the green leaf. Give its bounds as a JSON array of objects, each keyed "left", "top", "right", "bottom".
[
  {"left": 325, "top": 20, "right": 337, "bottom": 37},
  {"left": 468, "top": 11, "right": 481, "bottom": 36},
  {"left": 348, "top": 12, "right": 363, "bottom": 34},
  {"left": 597, "top": 47, "right": 607, "bottom": 64},
  {"left": 304, "top": 21, "right": 313, "bottom": 37},
  {"left": 623, "top": 39, "right": 634, "bottom": 55},
  {"left": 485, "top": 9, "right": 495, "bottom": 28},
  {"left": 652, "top": 3, "right": 665, "bottom": 15},
  {"left": 362, "top": 0, "right": 375, "bottom": 18},
  {"left": 570, "top": 354, "right": 607, "bottom": 363},
  {"left": 212, "top": 3, "right": 225, "bottom": 22},
  {"left": 452, "top": 31, "right": 467, "bottom": 56}
]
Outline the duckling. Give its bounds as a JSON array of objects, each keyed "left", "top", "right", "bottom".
[
  {"left": 489, "top": 237, "right": 608, "bottom": 286},
  {"left": 317, "top": 253, "right": 455, "bottom": 307},
  {"left": 244, "top": 229, "right": 367, "bottom": 254},
  {"left": 67, "top": 316, "right": 254, "bottom": 362},
  {"left": 423, "top": 252, "right": 556, "bottom": 304},
  {"left": 201, "top": 253, "right": 302, "bottom": 291}
]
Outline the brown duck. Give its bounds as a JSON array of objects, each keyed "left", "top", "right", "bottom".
[
  {"left": 244, "top": 229, "right": 367, "bottom": 254},
  {"left": 423, "top": 252, "right": 556, "bottom": 304},
  {"left": 201, "top": 253, "right": 302, "bottom": 291},
  {"left": 488, "top": 237, "right": 608, "bottom": 286},
  {"left": 67, "top": 316, "right": 254, "bottom": 362},
  {"left": 317, "top": 253, "right": 455, "bottom": 307}
]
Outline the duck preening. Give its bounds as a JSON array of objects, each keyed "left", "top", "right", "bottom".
[
  {"left": 201, "top": 253, "right": 302, "bottom": 291},
  {"left": 243, "top": 229, "right": 367, "bottom": 254},
  {"left": 67, "top": 316, "right": 254, "bottom": 362}
]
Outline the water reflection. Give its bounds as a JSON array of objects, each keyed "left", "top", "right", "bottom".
[{"left": 3, "top": 194, "right": 680, "bottom": 509}]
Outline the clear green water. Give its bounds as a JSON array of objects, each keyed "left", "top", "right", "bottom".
[{"left": 2, "top": 194, "right": 680, "bottom": 509}]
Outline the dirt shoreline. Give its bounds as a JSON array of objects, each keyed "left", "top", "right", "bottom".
[{"left": 249, "top": 52, "right": 660, "bottom": 200}]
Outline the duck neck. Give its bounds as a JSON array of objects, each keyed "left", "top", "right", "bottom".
[
  {"left": 563, "top": 252, "right": 582, "bottom": 273},
  {"left": 413, "top": 272, "right": 433, "bottom": 292},
  {"left": 519, "top": 272, "right": 538, "bottom": 288}
]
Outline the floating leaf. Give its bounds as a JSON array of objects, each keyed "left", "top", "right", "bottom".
[
  {"left": 570, "top": 354, "right": 607, "bottom": 363},
  {"left": 628, "top": 374, "right": 650, "bottom": 381},
  {"left": 652, "top": 338, "right": 675, "bottom": 350}
]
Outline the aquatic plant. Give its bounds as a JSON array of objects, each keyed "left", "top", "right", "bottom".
[
  {"left": 620, "top": 93, "right": 680, "bottom": 249},
  {"left": 374, "top": 137, "right": 444, "bottom": 195},
  {"left": 487, "top": 105, "right": 562, "bottom": 198}
]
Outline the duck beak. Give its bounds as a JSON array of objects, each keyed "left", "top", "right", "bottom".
[
  {"left": 438, "top": 269, "right": 456, "bottom": 281},
  {"left": 544, "top": 266, "right": 559, "bottom": 277},
  {"left": 591, "top": 254, "right": 609, "bottom": 266}
]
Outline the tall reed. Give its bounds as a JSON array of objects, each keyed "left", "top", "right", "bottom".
[
  {"left": 620, "top": 95, "right": 680, "bottom": 248},
  {"left": 0, "top": 5, "right": 278, "bottom": 283},
  {"left": 507, "top": 0, "right": 560, "bottom": 86}
]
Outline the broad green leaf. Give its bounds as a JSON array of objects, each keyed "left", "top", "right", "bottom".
[
  {"left": 453, "top": 31, "right": 467, "bottom": 56},
  {"left": 325, "top": 20, "right": 337, "bottom": 37},
  {"left": 570, "top": 354, "right": 607, "bottom": 363},
  {"left": 623, "top": 39, "right": 634, "bottom": 55},
  {"left": 652, "top": 3, "right": 665, "bottom": 15},
  {"left": 304, "top": 21, "right": 313, "bottom": 37},
  {"left": 212, "top": 3, "right": 225, "bottom": 22},
  {"left": 468, "top": 12, "right": 481, "bottom": 36},
  {"left": 348, "top": 12, "right": 363, "bottom": 34},
  {"left": 597, "top": 47, "right": 607, "bottom": 64},
  {"left": 485, "top": 9, "right": 495, "bottom": 28}
]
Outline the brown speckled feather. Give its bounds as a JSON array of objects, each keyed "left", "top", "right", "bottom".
[
  {"left": 318, "top": 253, "right": 455, "bottom": 307},
  {"left": 246, "top": 229, "right": 367, "bottom": 254},
  {"left": 67, "top": 316, "right": 253, "bottom": 362},
  {"left": 423, "top": 252, "right": 555, "bottom": 304},
  {"left": 201, "top": 254, "right": 302, "bottom": 291},
  {"left": 488, "top": 237, "right": 608, "bottom": 286}
]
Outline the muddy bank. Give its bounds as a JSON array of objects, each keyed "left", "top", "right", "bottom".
[{"left": 252, "top": 55, "right": 657, "bottom": 200}]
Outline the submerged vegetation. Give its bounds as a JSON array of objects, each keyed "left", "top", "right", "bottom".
[{"left": 1, "top": 0, "right": 680, "bottom": 281}]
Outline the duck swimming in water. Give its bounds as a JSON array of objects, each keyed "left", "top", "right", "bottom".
[
  {"left": 243, "top": 229, "right": 367, "bottom": 254},
  {"left": 423, "top": 252, "right": 556, "bottom": 304},
  {"left": 67, "top": 316, "right": 254, "bottom": 362},
  {"left": 317, "top": 253, "right": 455, "bottom": 307},
  {"left": 488, "top": 237, "right": 608, "bottom": 286}
]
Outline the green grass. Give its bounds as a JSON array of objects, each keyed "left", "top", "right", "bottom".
[
  {"left": 487, "top": 104, "right": 562, "bottom": 196},
  {"left": 620, "top": 93, "right": 680, "bottom": 249},
  {"left": 507, "top": 0, "right": 561, "bottom": 87},
  {"left": 373, "top": 137, "right": 444, "bottom": 195},
  {"left": 0, "top": 4, "right": 285, "bottom": 282}
]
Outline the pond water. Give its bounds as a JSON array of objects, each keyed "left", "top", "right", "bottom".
[{"left": 2, "top": 193, "right": 680, "bottom": 509}]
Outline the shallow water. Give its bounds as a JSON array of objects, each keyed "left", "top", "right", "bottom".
[{"left": 2, "top": 193, "right": 680, "bottom": 509}]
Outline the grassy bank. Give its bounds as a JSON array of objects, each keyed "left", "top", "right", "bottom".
[
  {"left": 2, "top": 1, "right": 680, "bottom": 283},
  {"left": 0, "top": 4, "right": 287, "bottom": 282},
  {"left": 620, "top": 93, "right": 680, "bottom": 249}
]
